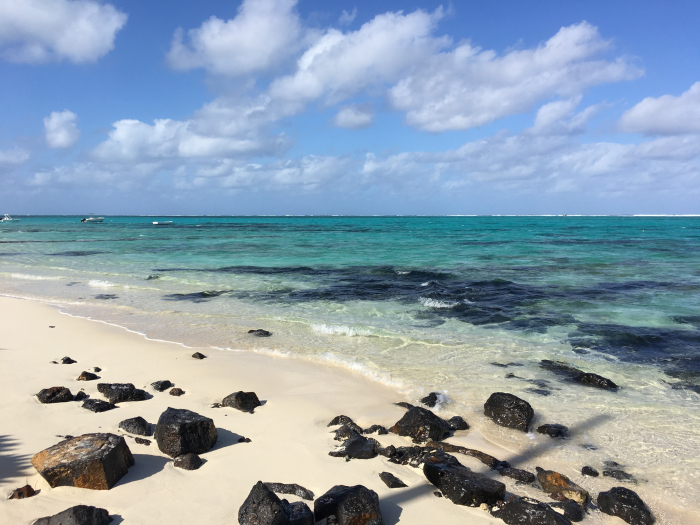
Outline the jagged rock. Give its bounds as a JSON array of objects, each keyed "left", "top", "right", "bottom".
[
  {"left": 248, "top": 329, "right": 272, "bottom": 337},
  {"left": 77, "top": 371, "right": 99, "bottom": 381},
  {"left": 154, "top": 407, "right": 217, "bottom": 458},
  {"left": 329, "top": 434, "right": 379, "bottom": 459},
  {"left": 192, "top": 352, "right": 206, "bottom": 359},
  {"left": 31, "top": 433, "right": 134, "bottom": 490},
  {"left": 581, "top": 466, "right": 599, "bottom": 477},
  {"left": 573, "top": 372, "right": 618, "bottom": 390},
  {"left": 379, "top": 472, "right": 407, "bottom": 488},
  {"left": 537, "top": 470, "right": 590, "bottom": 505},
  {"left": 135, "top": 438, "right": 150, "bottom": 446},
  {"left": 498, "top": 467, "right": 536, "bottom": 483},
  {"left": 61, "top": 357, "right": 77, "bottom": 364},
  {"left": 420, "top": 392, "right": 444, "bottom": 408},
  {"left": 151, "top": 380, "right": 172, "bottom": 392},
  {"left": 93, "top": 367, "right": 102, "bottom": 373},
  {"left": 362, "top": 425, "right": 388, "bottom": 435},
  {"left": 170, "top": 387, "right": 185, "bottom": 396},
  {"left": 264, "top": 482, "right": 315, "bottom": 501},
  {"left": 498, "top": 497, "right": 572, "bottom": 525},
  {"left": 74, "top": 391, "right": 88, "bottom": 401},
  {"left": 378, "top": 445, "right": 396, "bottom": 458},
  {"left": 174, "top": 453, "right": 202, "bottom": 470},
  {"left": 448, "top": 416, "right": 469, "bottom": 431},
  {"left": 97, "top": 383, "right": 147, "bottom": 404},
  {"left": 389, "top": 446, "right": 459, "bottom": 468},
  {"left": 426, "top": 441, "right": 509, "bottom": 470},
  {"left": 8, "top": 485, "right": 35, "bottom": 499},
  {"left": 328, "top": 415, "right": 355, "bottom": 427},
  {"left": 118, "top": 416, "right": 151, "bottom": 436},
  {"left": 394, "top": 402, "right": 415, "bottom": 409},
  {"left": 36, "top": 387, "right": 73, "bottom": 404},
  {"left": 537, "top": 424, "right": 570, "bottom": 439},
  {"left": 239, "top": 481, "right": 313, "bottom": 525},
  {"left": 222, "top": 391, "right": 262, "bottom": 413},
  {"left": 334, "top": 424, "right": 361, "bottom": 441},
  {"left": 33, "top": 505, "right": 112, "bottom": 525},
  {"left": 82, "top": 399, "right": 116, "bottom": 413},
  {"left": 484, "top": 392, "right": 534, "bottom": 432},
  {"left": 424, "top": 460, "right": 506, "bottom": 506},
  {"left": 597, "top": 487, "right": 654, "bottom": 525},
  {"left": 389, "top": 406, "right": 452, "bottom": 443},
  {"left": 314, "top": 485, "right": 383, "bottom": 525}
]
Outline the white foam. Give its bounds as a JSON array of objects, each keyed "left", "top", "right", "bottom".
[
  {"left": 311, "top": 323, "right": 372, "bottom": 337},
  {"left": 396, "top": 270, "right": 411, "bottom": 275},
  {"left": 419, "top": 297, "right": 458, "bottom": 308},
  {"left": 420, "top": 281, "right": 430, "bottom": 286},
  {"left": 318, "top": 352, "right": 405, "bottom": 389},
  {"left": 88, "top": 280, "right": 119, "bottom": 288},
  {"left": 10, "top": 273, "right": 61, "bottom": 281}
]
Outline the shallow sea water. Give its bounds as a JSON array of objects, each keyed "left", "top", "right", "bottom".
[{"left": 1, "top": 216, "right": 699, "bottom": 522}]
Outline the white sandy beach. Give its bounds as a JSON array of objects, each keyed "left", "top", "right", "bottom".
[{"left": 0, "top": 296, "right": 693, "bottom": 524}]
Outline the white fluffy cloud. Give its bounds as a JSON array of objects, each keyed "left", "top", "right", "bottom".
[
  {"left": 167, "top": 0, "right": 301, "bottom": 76},
  {"left": 0, "top": 147, "right": 30, "bottom": 165},
  {"left": 339, "top": 8, "right": 357, "bottom": 25},
  {"left": 389, "top": 22, "right": 641, "bottom": 131},
  {"left": 333, "top": 104, "right": 374, "bottom": 129},
  {"left": 0, "top": 0, "right": 127, "bottom": 64},
  {"left": 44, "top": 110, "right": 79, "bottom": 148},
  {"left": 619, "top": 82, "right": 700, "bottom": 135}
]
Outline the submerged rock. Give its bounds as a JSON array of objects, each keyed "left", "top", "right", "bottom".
[
  {"left": 420, "top": 392, "right": 445, "bottom": 408},
  {"left": 426, "top": 441, "right": 509, "bottom": 470},
  {"left": 154, "top": 407, "right": 217, "bottom": 458},
  {"left": 264, "top": 482, "right": 314, "bottom": 501},
  {"left": 248, "top": 329, "right": 272, "bottom": 337},
  {"left": 33, "top": 505, "right": 112, "bottom": 525},
  {"left": 379, "top": 472, "right": 407, "bottom": 488},
  {"left": 36, "top": 387, "right": 73, "bottom": 404},
  {"left": 314, "top": 485, "right": 383, "bottom": 525},
  {"left": 8, "top": 485, "right": 35, "bottom": 499},
  {"left": 77, "top": 371, "right": 99, "bottom": 381},
  {"left": 31, "top": 433, "right": 134, "bottom": 490},
  {"left": 151, "top": 380, "right": 172, "bottom": 392},
  {"left": 448, "top": 416, "right": 469, "bottom": 431},
  {"left": 118, "top": 416, "right": 151, "bottom": 436},
  {"left": 498, "top": 467, "right": 536, "bottom": 483},
  {"left": 597, "top": 487, "right": 654, "bottom": 525},
  {"left": 540, "top": 360, "right": 618, "bottom": 390},
  {"left": 239, "top": 481, "right": 313, "bottom": 525},
  {"left": 497, "top": 497, "right": 572, "bottom": 525},
  {"left": 389, "top": 406, "right": 452, "bottom": 443},
  {"left": 82, "top": 399, "right": 116, "bottom": 413},
  {"left": 537, "top": 470, "right": 589, "bottom": 505},
  {"left": 424, "top": 460, "right": 506, "bottom": 506},
  {"left": 537, "top": 424, "right": 570, "bottom": 439},
  {"left": 222, "top": 391, "right": 262, "bottom": 413},
  {"left": 484, "top": 392, "right": 534, "bottom": 432},
  {"left": 97, "top": 383, "right": 147, "bottom": 404},
  {"left": 174, "top": 453, "right": 202, "bottom": 471},
  {"left": 329, "top": 434, "right": 379, "bottom": 460},
  {"left": 604, "top": 469, "right": 635, "bottom": 481}
]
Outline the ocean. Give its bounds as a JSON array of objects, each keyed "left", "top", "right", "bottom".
[{"left": 1, "top": 215, "right": 699, "bottom": 518}]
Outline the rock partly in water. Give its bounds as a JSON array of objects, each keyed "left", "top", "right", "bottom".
[
  {"left": 33, "top": 505, "right": 112, "bottom": 525},
  {"left": 581, "top": 466, "right": 599, "bottom": 477},
  {"left": 248, "top": 329, "right": 272, "bottom": 337},
  {"left": 36, "top": 387, "right": 73, "bottom": 404},
  {"left": 424, "top": 459, "right": 506, "bottom": 506},
  {"left": 560, "top": 499, "right": 584, "bottom": 522},
  {"left": 77, "top": 371, "right": 99, "bottom": 381},
  {"left": 537, "top": 424, "right": 570, "bottom": 439},
  {"left": 573, "top": 372, "right": 618, "bottom": 390},
  {"left": 151, "top": 380, "right": 172, "bottom": 392},
  {"left": 265, "top": 482, "right": 315, "bottom": 501},
  {"left": 498, "top": 467, "right": 536, "bottom": 483},
  {"left": 118, "top": 416, "right": 152, "bottom": 436},
  {"left": 448, "top": 416, "right": 469, "bottom": 431},
  {"left": 31, "top": 433, "right": 134, "bottom": 490},
  {"left": 239, "top": 481, "right": 313, "bottom": 525},
  {"left": 170, "top": 388, "right": 185, "bottom": 396},
  {"left": 598, "top": 487, "right": 654, "bottom": 525},
  {"left": 222, "top": 391, "right": 262, "bottom": 413},
  {"left": 426, "top": 441, "right": 509, "bottom": 470},
  {"left": 420, "top": 392, "right": 446, "bottom": 408},
  {"left": 97, "top": 383, "right": 147, "bottom": 404},
  {"left": 82, "top": 399, "right": 116, "bottom": 413},
  {"left": 192, "top": 352, "right": 206, "bottom": 359},
  {"left": 8, "top": 485, "right": 35, "bottom": 499},
  {"left": 329, "top": 434, "right": 379, "bottom": 460},
  {"left": 497, "top": 497, "right": 572, "bottom": 525},
  {"left": 604, "top": 469, "right": 635, "bottom": 481},
  {"left": 389, "top": 406, "right": 452, "bottom": 443},
  {"left": 61, "top": 357, "right": 77, "bottom": 364},
  {"left": 394, "top": 401, "right": 416, "bottom": 410},
  {"left": 174, "top": 453, "right": 202, "bottom": 470},
  {"left": 154, "top": 407, "right": 217, "bottom": 458},
  {"left": 379, "top": 472, "right": 407, "bottom": 488},
  {"left": 484, "top": 392, "right": 534, "bottom": 432},
  {"left": 314, "top": 485, "right": 384, "bottom": 525},
  {"left": 537, "top": 470, "right": 590, "bottom": 505}
]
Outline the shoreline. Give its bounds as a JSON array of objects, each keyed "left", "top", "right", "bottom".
[{"left": 0, "top": 295, "right": 695, "bottom": 524}]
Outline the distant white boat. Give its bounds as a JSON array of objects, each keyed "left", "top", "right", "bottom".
[
  {"left": 153, "top": 221, "right": 173, "bottom": 225},
  {"left": 2, "top": 214, "right": 19, "bottom": 221},
  {"left": 81, "top": 215, "right": 104, "bottom": 223}
]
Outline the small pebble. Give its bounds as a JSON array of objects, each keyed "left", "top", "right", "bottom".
[
  {"left": 170, "top": 387, "right": 185, "bottom": 396},
  {"left": 192, "top": 352, "right": 206, "bottom": 359},
  {"left": 135, "top": 437, "right": 151, "bottom": 446},
  {"left": 434, "top": 491, "right": 443, "bottom": 498}
]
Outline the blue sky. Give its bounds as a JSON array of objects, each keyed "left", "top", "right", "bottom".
[{"left": 1, "top": 0, "right": 699, "bottom": 215}]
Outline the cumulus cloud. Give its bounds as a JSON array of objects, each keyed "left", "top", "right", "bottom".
[
  {"left": 44, "top": 110, "right": 79, "bottom": 148},
  {"left": 389, "top": 22, "right": 642, "bottom": 132},
  {"left": 167, "top": 0, "right": 302, "bottom": 76},
  {"left": 0, "top": 147, "right": 30, "bottom": 165},
  {"left": 333, "top": 104, "right": 374, "bottom": 129},
  {"left": 339, "top": 8, "right": 357, "bottom": 25},
  {"left": 619, "top": 81, "right": 700, "bottom": 135},
  {"left": 0, "top": 0, "right": 127, "bottom": 64}
]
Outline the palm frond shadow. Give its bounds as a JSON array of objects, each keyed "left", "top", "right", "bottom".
[{"left": 0, "top": 434, "right": 33, "bottom": 483}]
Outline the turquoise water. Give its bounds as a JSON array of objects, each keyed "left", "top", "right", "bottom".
[{"left": 1, "top": 216, "right": 699, "bottom": 520}]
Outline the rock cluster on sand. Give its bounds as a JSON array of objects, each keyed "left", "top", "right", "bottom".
[
  {"left": 82, "top": 399, "right": 116, "bottom": 412},
  {"left": 33, "top": 505, "right": 111, "bottom": 525},
  {"left": 36, "top": 387, "right": 73, "bottom": 404},
  {"left": 154, "top": 407, "right": 217, "bottom": 458},
  {"left": 483, "top": 392, "right": 534, "bottom": 432},
  {"left": 31, "top": 433, "right": 134, "bottom": 490},
  {"left": 97, "top": 383, "right": 148, "bottom": 403},
  {"left": 389, "top": 406, "right": 452, "bottom": 443},
  {"left": 222, "top": 391, "right": 262, "bottom": 413},
  {"left": 238, "top": 481, "right": 314, "bottom": 525},
  {"left": 118, "top": 416, "right": 152, "bottom": 436},
  {"left": 597, "top": 487, "right": 655, "bottom": 525},
  {"left": 424, "top": 460, "right": 506, "bottom": 507},
  {"left": 314, "top": 485, "right": 384, "bottom": 525}
]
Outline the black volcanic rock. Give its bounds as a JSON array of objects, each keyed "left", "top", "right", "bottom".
[
  {"left": 314, "top": 485, "right": 383, "bottom": 525},
  {"left": 151, "top": 380, "right": 173, "bottom": 392},
  {"left": 192, "top": 352, "right": 206, "bottom": 359},
  {"left": 239, "top": 481, "right": 314, "bottom": 525},
  {"left": 329, "top": 434, "right": 379, "bottom": 460},
  {"left": 118, "top": 416, "right": 151, "bottom": 436},
  {"left": 537, "top": 424, "right": 570, "bottom": 439},
  {"left": 61, "top": 356, "right": 77, "bottom": 364},
  {"left": 379, "top": 472, "right": 407, "bottom": 488},
  {"left": 154, "top": 407, "right": 217, "bottom": 458},
  {"left": 581, "top": 466, "right": 599, "bottom": 477},
  {"left": 448, "top": 416, "right": 469, "bottom": 430},
  {"left": 33, "top": 505, "right": 112, "bottom": 525},
  {"left": 36, "top": 387, "right": 73, "bottom": 404},
  {"left": 265, "top": 482, "right": 315, "bottom": 501},
  {"left": 389, "top": 406, "right": 452, "bottom": 443},
  {"left": 77, "top": 371, "right": 99, "bottom": 381},
  {"left": 420, "top": 392, "right": 444, "bottom": 408},
  {"left": 484, "top": 392, "right": 534, "bottom": 432},
  {"left": 82, "top": 399, "right": 116, "bottom": 413},
  {"left": 222, "top": 391, "right": 262, "bottom": 413},
  {"left": 97, "top": 383, "right": 147, "bottom": 404},
  {"left": 497, "top": 497, "right": 572, "bottom": 525},
  {"left": 424, "top": 460, "right": 506, "bottom": 507},
  {"left": 248, "top": 329, "right": 272, "bottom": 337},
  {"left": 498, "top": 467, "right": 536, "bottom": 483},
  {"left": 573, "top": 372, "right": 618, "bottom": 390},
  {"left": 174, "top": 453, "right": 202, "bottom": 471},
  {"left": 597, "top": 487, "right": 654, "bottom": 525}
]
